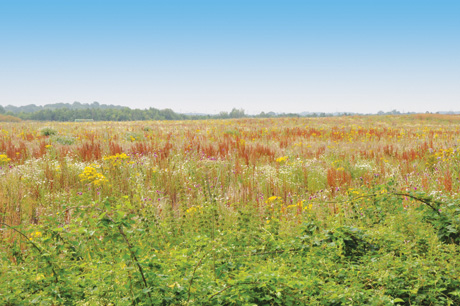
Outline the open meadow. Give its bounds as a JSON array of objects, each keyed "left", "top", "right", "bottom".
[{"left": 1, "top": 115, "right": 460, "bottom": 305}]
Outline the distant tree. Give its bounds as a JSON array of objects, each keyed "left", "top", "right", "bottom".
[
  {"left": 159, "top": 108, "right": 172, "bottom": 120},
  {"left": 229, "top": 108, "right": 245, "bottom": 118},
  {"left": 72, "top": 101, "right": 83, "bottom": 109},
  {"left": 0, "top": 105, "right": 5, "bottom": 114},
  {"left": 20, "top": 104, "right": 41, "bottom": 113},
  {"left": 218, "top": 111, "right": 229, "bottom": 119}
]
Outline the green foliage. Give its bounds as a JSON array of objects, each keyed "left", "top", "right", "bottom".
[
  {"left": 2, "top": 182, "right": 460, "bottom": 305},
  {"left": 40, "top": 127, "right": 57, "bottom": 136},
  {"left": 420, "top": 197, "right": 460, "bottom": 245}
]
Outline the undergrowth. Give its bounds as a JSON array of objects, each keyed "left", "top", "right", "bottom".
[{"left": 1, "top": 183, "right": 460, "bottom": 305}]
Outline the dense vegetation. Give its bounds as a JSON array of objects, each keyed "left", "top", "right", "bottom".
[
  {"left": 0, "top": 102, "right": 410, "bottom": 122},
  {"left": 2, "top": 102, "right": 258, "bottom": 121},
  {"left": 1, "top": 115, "right": 460, "bottom": 305},
  {"left": 2, "top": 102, "right": 197, "bottom": 121}
]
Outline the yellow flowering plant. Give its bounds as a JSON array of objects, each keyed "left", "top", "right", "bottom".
[
  {"left": 79, "top": 165, "right": 107, "bottom": 186},
  {"left": 103, "top": 153, "right": 130, "bottom": 167},
  {"left": 275, "top": 156, "right": 288, "bottom": 163},
  {"left": 0, "top": 154, "right": 11, "bottom": 165}
]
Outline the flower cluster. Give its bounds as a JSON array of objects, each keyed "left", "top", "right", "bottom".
[
  {"left": 103, "top": 153, "right": 130, "bottom": 167},
  {"left": 0, "top": 154, "right": 11, "bottom": 165},
  {"left": 275, "top": 156, "right": 288, "bottom": 163},
  {"left": 79, "top": 165, "right": 107, "bottom": 186}
]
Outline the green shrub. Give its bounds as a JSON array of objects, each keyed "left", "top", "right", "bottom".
[{"left": 40, "top": 127, "right": 57, "bottom": 136}]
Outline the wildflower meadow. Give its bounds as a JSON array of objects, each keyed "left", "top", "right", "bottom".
[{"left": 1, "top": 115, "right": 460, "bottom": 305}]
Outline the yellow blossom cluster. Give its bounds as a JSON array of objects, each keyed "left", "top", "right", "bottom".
[
  {"left": 275, "top": 156, "right": 288, "bottom": 163},
  {"left": 103, "top": 153, "right": 130, "bottom": 167},
  {"left": 425, "top": 148, "right": 456, "bottom": 169},
  {"left": 434, "top": 148, "right": 455, "bottom": 161},
  {"left": 79, "top": 165, "right": 107, "bottom": 186},
  {"left": 266, "top": 196, "right": 281, "bottom": 202},
  {"left": 0, "top": 154, "right": 11, "bottom": 165}
]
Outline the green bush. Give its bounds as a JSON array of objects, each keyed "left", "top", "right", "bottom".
[{"left": 40, "top": 127, "right": 57, "bottom": 136}]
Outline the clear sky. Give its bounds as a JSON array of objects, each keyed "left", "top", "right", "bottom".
[{"left": 1, "top": 0, "right": 459, "bottom": 114}]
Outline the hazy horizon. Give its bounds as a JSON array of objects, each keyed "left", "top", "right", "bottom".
[{"left": 1, "top": 0, "right": 459, "bottom": 114}]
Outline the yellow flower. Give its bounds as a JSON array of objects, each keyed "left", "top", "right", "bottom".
[
  {"left": 186, "top": 205, "right": 203, "bottom": 214},
  {"left": 0, "top": 154, "right": 11, "bottom": 165},
  {"left": 79, "top": 166, "right": 107, "bottom": 186},
  {"left": 275, "top": 156, "right": 288, "bottom": 163},
  {"left": 30, "top": 231, "right": 42, "bottom": 240},
  {"left": 103, "top": 153, "right": 130, "bottom": 167}
]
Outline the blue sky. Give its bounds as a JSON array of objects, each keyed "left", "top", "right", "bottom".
[{"left": 1, "top": 0, "right": 459, "bottom": 114}]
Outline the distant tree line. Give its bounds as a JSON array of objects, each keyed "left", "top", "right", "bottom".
[
  {"left": 14, "top": 107, "right": 190, "bottom": 121},
  {"left": 1, "top": 102, "right": 433, "bottom": 122},
  {"left": 0, "top": 103, "right": 250, "bottom": 121}
]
